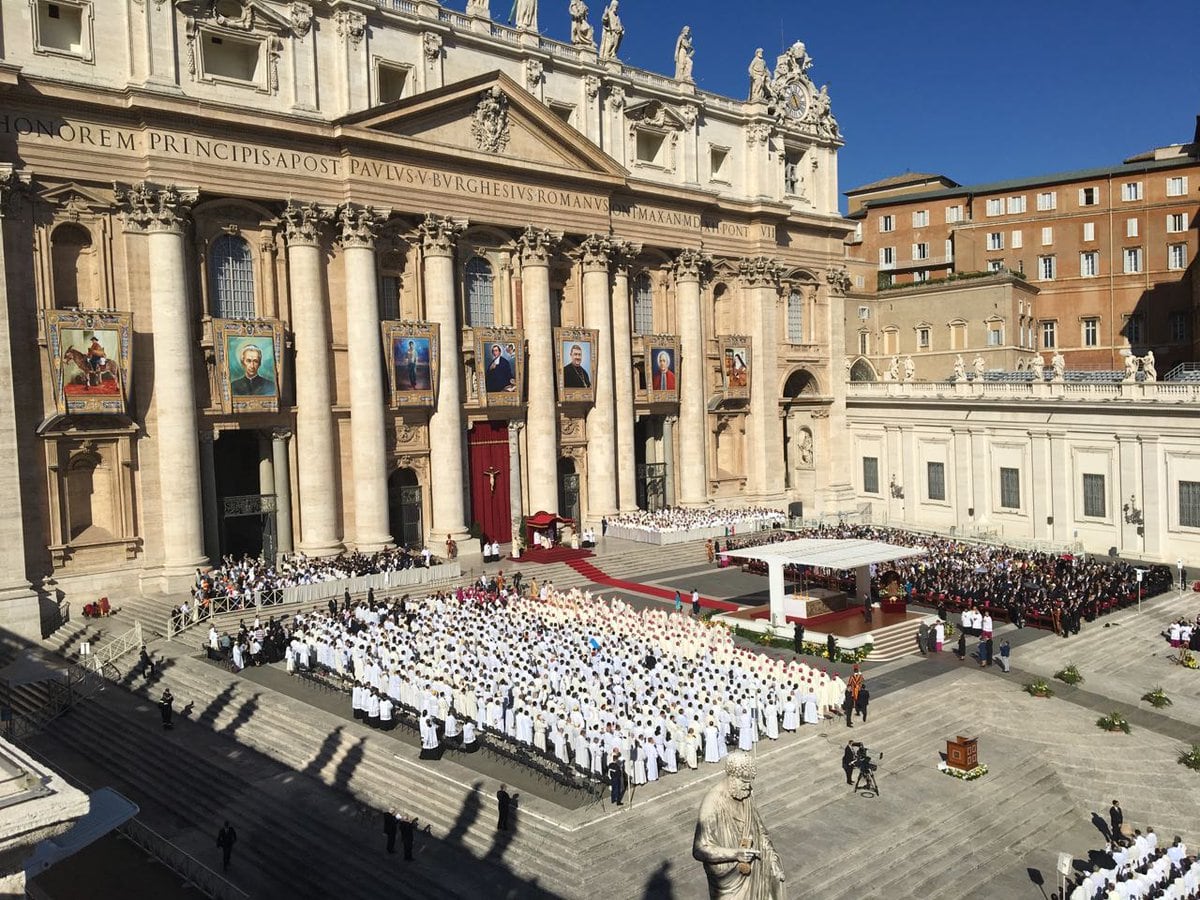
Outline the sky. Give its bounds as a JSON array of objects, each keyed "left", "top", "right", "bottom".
[{"left": 472, "top": 0, "right": 1200, "bottom": 211}]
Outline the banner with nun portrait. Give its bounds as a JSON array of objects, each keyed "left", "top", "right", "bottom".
[
  {"left": 718, "top": 335, "right": 752, "bottom": 400},
  {"left": 43, "top": 309, "right": 132, "bottom": 415}
]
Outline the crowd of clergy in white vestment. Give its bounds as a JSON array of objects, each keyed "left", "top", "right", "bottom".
[
  {"left": 1069, "top": 827, "right": 1195, "bottom": 900},
  {"left": 194, "top": 546, "right": 440, "bottom": 607},
  {"left": 282, "top": 584, "right": 847, "bottom": 779},
  {"left": 605, "top": 506, "right": 786, "bottom": 535}
]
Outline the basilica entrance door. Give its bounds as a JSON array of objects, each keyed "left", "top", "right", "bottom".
[
  {"left": 388, "top": 468, "right": 423, "bottom": 548},
  {"left": 213, "top": 429, "right": 275, "bottom": 559},
  {"left": 468, "top": 421, "right": 511, "bottom": 543},
  {"left": 558, "top": 458, "right": 580, "bottom": 526}
]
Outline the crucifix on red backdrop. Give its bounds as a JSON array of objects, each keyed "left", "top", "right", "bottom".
[{"left": 484, "top": 467, "right": 500, "bottom": 493}]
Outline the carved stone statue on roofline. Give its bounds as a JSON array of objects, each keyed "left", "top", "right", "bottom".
[
  {"left": 569, "top": 0, "right": 594, "bottom": 47},
  {"left": 693, "top": 750, "right": 785, "bottom": 899}
]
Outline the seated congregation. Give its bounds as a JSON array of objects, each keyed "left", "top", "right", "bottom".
[
  {"left": 1069, "top": 823, "right": 1194, "bottom": 900},
  {"left": 604, "top": 506, "right": 786, "bottom": 535}
]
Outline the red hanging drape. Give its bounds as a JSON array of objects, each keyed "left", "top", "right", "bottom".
[{"left": 467, "top": 421, "right": 511, "bottom": 543}]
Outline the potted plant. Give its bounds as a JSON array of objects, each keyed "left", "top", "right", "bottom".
[
  {"left": 1179, "top": 744, "right": 1200, "bottom": 771},
  {"left": 1054, "top": 664, "right": 1084, "bottom": 685},
  {"left": 1096, "top": 712, "right": 1131, "bottom": 734},
  {"left": 1025, "top": 678, "right": 1054, "bottom": 698},
  {"left": 1140, "top": 687, "right": 1172, "bottom": 709}
]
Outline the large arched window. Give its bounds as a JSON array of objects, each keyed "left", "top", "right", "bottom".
[
  {"left": 465, "top": 256, "right": 494, "bottom": 327},
  {"left": 633, "top": 273, "right": 654, "bottom": 335},
  {"left": 786, "top": 289, "right": 805, "bottom": 343},
  {"left": 210, "top": 234, "right": 255, "bottom": 319}
]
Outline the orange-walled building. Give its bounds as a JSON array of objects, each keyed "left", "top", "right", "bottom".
[{"left": 845, "top": 122, "right": 1200, "bottom": 371}]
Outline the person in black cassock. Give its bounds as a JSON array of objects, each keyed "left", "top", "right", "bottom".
[
  {"left": 842, "top": 741, "right": 857, "bottom": 785},
  {"left": 159, "top": 688, "right": 174, "bottom": 729},
  {"left": 608, "top": 751, "right": 626, "bottom": 805},
  {"left": 793, "top": 621, "right": 805, "bottom": 654},
  {"left": 398, "top": 815, "right": 416, "bottom": 861},
  {"left": 497, "top": 784, "right": 512, "bottom": 831},
  {"left": 826, "top": 633, "right": 837, "bottom": 662},
  {"left": 384, "top": 808, "right": 399, "bottom": 853},
  {"left": 216, "top": 821, "right": 237, "bottom": 872}
]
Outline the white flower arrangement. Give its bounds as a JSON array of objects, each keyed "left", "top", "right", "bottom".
[{"left": 938, "top": 762, "right": 988, "bottom": 781}]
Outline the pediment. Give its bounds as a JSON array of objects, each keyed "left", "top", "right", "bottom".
[
  {"left": 624, "top": 100, "right": 688, "bottom": 131},
  {"left": 176, "top": 0, "right": 292, "bottom": 35},
  {"left": 338, "top": 72, "right": 627, "bottom": 182},
  {"left": 39, "top": 182, "right": 111, "bottom": 209}
]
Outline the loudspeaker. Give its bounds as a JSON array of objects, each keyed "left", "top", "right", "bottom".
[
  {"left": 1046, "top": 516, "right": 1053, "bottom": 526},
  {"left": 967, "top": 507, "right": 974, "bottom": 517}
]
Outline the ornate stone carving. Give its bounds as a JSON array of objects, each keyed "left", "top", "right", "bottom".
[
  {"left": 395, "top": 422, "right": 420, "bottom": 445},
  {"left": 584, "top": 75, "right": 601, "bottom": 100},
  {"left": 607, "top": 85, "right": 626, "bottom": 110},
  {"left": 471, "top": 87, "right": 511, "bottom": 154},
  {"left": 114, "top": 182, "right": 197, "bottom": 234},
  {"left": 825, "top": 265, "right": 851, "bottom": 295},
  {"left": 576, "top": 233, "right": 616, "bottom": 271},
  {"left": 738, "top": 256, "right": 781, "bottom": 289},
  {"left": 513, "top": 0, "right": 537, "bottom": 30},
  {"left": 674, "top": 26, "right": 694, "bottom": 82},
  {"left": 334, "top": 9, "right": 366, "bottom": 47},
  {"left": 337, "top": 204, "right": 390, "bottom": 249},
  {"left": 281, "top": 200, "right": 330, "bottom": 245},
  {"left": 598, "top": 0, "right": 623, "bottom": 59},
  {"left": 678, "top": 104, "right": 699, "bottom": 128},
  {"left": 524, "top": 59, "right": 543, "bottom": 91},
  {"left": 569, "top": 0, "right": 594, "bottom": 47},
  {"left": 611, "top": 239, "right": 642, "bottom": 273},
  {"left": 290, "top": 2, "right": 313, "bottom": 37},
  {"left": 267, "top": 36, "right": 283, "bottom": 93},
  {"left": 517, "top": 225, "right": 562, "bottom": 267},
  {"left": 560, "top": 415, "right": 581, "bottom": 437},
  {"left": 465, "top": 0, "right": 490, "bottom": 16},
  {"left": 811, "top": 84, "right": 839, "bottom": 140},
  {"left": 417, "top": 213, "right": 467, "bottom": 256},
  {"left": 0, "top": 167, "right": 31, "bottom": 219},
  {"left": 672, "top": 247, "right": 712, "bottom": 282},
  {"left": 423, "top": 32, "right": 443, "bottom": 63},
  {"left": 746, "top": 123, "right": 772, "bottom": 146},
  {"left": 272, "top": 427, "right": 293, "bottom": 442}
]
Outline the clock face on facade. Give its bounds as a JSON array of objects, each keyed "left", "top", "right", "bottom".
[{"left": 779, "top": 82, "right": 808, "bottom": 119}]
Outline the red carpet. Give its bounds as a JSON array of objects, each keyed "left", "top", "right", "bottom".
[
  {"left": 566, "top": 559, "right": 741, "bottom": 612},
  {"left": 513, "top": 546, "right": 594, "bottom": 564}
]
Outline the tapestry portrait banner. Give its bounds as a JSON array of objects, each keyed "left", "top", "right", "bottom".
[
  {"left": 555, "top": 327, "right": 598, "bottom": 405},
  {"left": 213, "top": 318, "right": 284, "bottom": 414},
  {"left": 644, "top": 334, "right": 680, "bottom": 403},
  {"left": 383, "top": 320, "right": 439, "bottom": 408},
  {"left": 718, "top": 335, "right": 752, "bottom": 400},
  {"left": 476, "top": 327, "right": 524, "bottom": 407},
  {"left": 44, "top": 309, "right": 132, "bottom": 415}
]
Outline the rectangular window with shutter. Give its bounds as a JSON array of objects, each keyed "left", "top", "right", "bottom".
[
  {"left": 862, "top": 457, "right": 879, "bottom": 494},
  {"left": 1182, "top": 481, "right": 1200, "bottom": 528},
  {"left": 927, "top": 461, "right": 946, "bottom": 501},
  {"left": 1082, "top": 473, "right": 1106, "bottom": 518},
  {"left": 999, "top": 467, "right": 1020, "bottom": 510}
]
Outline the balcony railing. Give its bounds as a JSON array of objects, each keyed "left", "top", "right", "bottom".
[{"left": 846, "top": 380, "right": 1200, "bottom": 403}]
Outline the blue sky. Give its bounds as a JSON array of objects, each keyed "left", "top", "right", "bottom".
[{"left": 479, "top": 0, "right": 1200, "bottom": 210}]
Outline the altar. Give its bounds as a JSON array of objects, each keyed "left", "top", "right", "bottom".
[
  {"left": 720, "top": 538, "right": 926, "bottom": 625},
  {"left": 779, "top": 588, "right": 849, "bottom": 620}
]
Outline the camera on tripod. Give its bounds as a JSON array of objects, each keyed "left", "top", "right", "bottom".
[{"left": 854, "top": 742, "right": 881, "bottom": 773}]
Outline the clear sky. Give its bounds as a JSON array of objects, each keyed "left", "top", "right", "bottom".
[{"left": 473, "top": 0, "right": 1200, "bottom": 211}]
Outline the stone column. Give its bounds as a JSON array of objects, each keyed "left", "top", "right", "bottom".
[
  {"left": 272, "top": 429, "right": 294, "bottom": 556},
  {"left": 663, "top": 415, "right": 677, "bottom": 508},
  {"left": 118, "top": 183, "right": 208, "bottom": 588},
  {"left": 199, "top": 431, "right": 220, "bottom": 563},
  {"left": 578, "top": 235, "right": 618, "bottom": 519},
  {"left": 611, "top": 242, "right": 641, "bottom": 511},
  {"left": 672, "top": 248, "right": 711, "bottom": 506},
  {"left": 0, "top": 171, "right": 41, "bottom": 635},
  {"left": 418, "top": 214, "right": 472, "bottom": 545},
  {"left": 338, "top": 204, "right": 393, "bottom": 552},
  {"left": 518, "top": 226, "right": 562, "bottom": 514},
  {"left": 738, "top": 257, "right": 785, "bottom": 500},
  {"left": 508, "top": 421, "right": 524, "bottom": 549},
  {"left": 258, "top": 431, "right": 275, "bottom": 496},
  {"left": 281, "top": 201, "right": 342, "bottom": 555}
]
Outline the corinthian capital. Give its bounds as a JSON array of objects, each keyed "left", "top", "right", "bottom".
[
  {"left": 575, "top": 233, "right": 617, "bottom": 271},
  {"left": 671, "top": 247, "right": 712, "bottom": 282},
  {"left": 517, "top": 225, "right": 562, "bottom": 267},
  {"left": 417, "top": 213, "right": 467, "bottom": 257},
  {"left": 337, "top": 203, "right": 390, "bottom": 249},
  {"left": 611, "top": 240, "right": 643, "bottom": 274},
  {"left": 0, "top": 165, "right": 31, "bottom": 219},
  {"left": 738, "top": 256, "right": 782, "bottom": 288},
  {"left": 281, "top": 200, "right": 331, "bottom": 246},
  {"left": 114, "top": 181, "right": 197, "bottom": 234}
]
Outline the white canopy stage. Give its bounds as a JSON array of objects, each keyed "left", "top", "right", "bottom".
[{"left": 720, "top": 538, "right": 927, "bottom": 624}]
